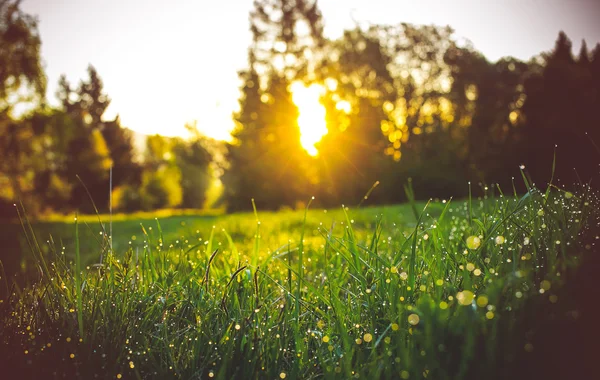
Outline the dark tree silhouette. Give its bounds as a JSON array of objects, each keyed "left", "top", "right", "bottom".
[
  {"left": 522, "top": 32, "right": 600, "bottom": 187},
  {"left": 222, "top": 0, "right": 325, "bottom": 211}
]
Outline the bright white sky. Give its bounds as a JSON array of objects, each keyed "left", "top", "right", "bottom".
[{"left": 21, "top": 0, "right": 600, "bottom": 140}]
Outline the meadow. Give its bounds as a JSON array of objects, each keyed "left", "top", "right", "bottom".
[{"left": 0, "top": 182, "right": 598, "bottom": 379}]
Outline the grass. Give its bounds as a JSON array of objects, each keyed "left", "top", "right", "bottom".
[{"left": 0, "top": 182, "right": 598, "bottom": 379}]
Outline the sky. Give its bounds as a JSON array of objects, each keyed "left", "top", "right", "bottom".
[{"left": 21, "top": 0, "right": 600, "bottom": 141}]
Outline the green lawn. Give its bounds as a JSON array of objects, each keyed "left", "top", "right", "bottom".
[
  {"left": 1, "top": 203, "right": 425, "bottom": 274},
  {"left": 0, "top": 186, "right": 598, "bottom": 379}
]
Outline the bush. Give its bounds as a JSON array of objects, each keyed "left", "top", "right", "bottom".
[
  {"left": 111, "top": 185, "right": 142, "bottom": 213},
  {"left": 139, "top": 166, "right": 182, "bottom": 210}
]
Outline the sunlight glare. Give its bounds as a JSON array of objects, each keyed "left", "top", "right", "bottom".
[{"left": 290, "top": 82, "right": 327, "bottom": 156}]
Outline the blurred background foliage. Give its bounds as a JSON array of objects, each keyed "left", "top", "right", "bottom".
[{"left": 1, "top": 0, "right": 599, "bottom": 217}]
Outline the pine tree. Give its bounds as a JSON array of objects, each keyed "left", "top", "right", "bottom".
[
  {"left": 222, "top": 51, "right": 264, "bottom": 211},
  {"left": 77, "top": 65, "right": 110, "bottom": 126},
  {"left": 222, "top": 1, "right": 324, "bottom": 211},
  {"left": 552, "top": 31, "right": 574, "bottom": 65},
  {"left": 522, "top": 32, "right": 599, "bottom": 187},
  {"left": 58, "top": 67, "right": 141, "bottom": 211},
  {"left": 590, "top": 43, "right": 600, "bottom": 91},
  {"left": 577, "top": 40, "right": 590, "bottom": 66}
]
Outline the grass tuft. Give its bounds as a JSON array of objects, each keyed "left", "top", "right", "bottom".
[{"left": 0, "top": 182, "right": 598, "bottom": 379}]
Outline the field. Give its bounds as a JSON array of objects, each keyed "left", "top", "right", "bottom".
[{"left": 1, "top": 184, "right": 599, "bottom": 379}]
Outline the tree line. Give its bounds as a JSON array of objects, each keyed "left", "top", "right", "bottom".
[
  {"left": 1, "top": 0, "right": 599, "bottom": 217},
  {"left": 223, "top": 0, "right": 600, "bottom": 211},
  {"left": 0, "top": 1, "right": 216, "bottom": 217}
]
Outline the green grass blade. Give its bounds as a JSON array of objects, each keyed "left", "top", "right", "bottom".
[{"left": 74, "top": 214, "right": 84, "bottom": 341}]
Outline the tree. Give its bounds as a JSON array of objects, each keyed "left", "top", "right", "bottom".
[
  {"left": 101, "top": 116, "right": 142, "bottom": 188},
  {"left": 315, "top": 23, "right": 474, "bottom": 202},
  {"left": 222, "top": 0, "right": 325, "bottom": 211},
  {"left": 552, "top": 31, "right": 574, "bottom": 65},
  {"left": 443, "top": 43, "right": 537, "bottom": 189},
  {"left": 250, "top": 0, "right": 325, "bottom": 80},
  {"left": 522, "top": 32, "right": 599, "bottom": 187},
  {"left": 77, "top": 65, "right": 110, "bottom": 126},
  {"left": 591, "top": 43, "right": 600, "bottom": 90},
  {"left": 55, "top": 66, "right": 141, "bottom": 211},
  {"left": 223, "top": 59, "right": 312, "bottom": 211},
  {"left": 0, "top": 115, "right": 35, "bottom": 212},
  {"left": 172, "top": 123, "right": 213, "bottom": 209},
  {"left": 28, "top": 109, "right": 75, "bottom": 211},
  {"left": 222, "top": 52, "right": 265, "bottom": 211},
  {"left": 256, "top": 73, "right": 311, "bottom": 209},
  {"left": 577, "top": 40, "right": 590, "bottom": 67},
  {"left": 66, "top": 126, "right": 113, "bottom": 211},
  {"left": 314, "top": 27, "right": 395, "bottom": 205},
  {"left": 0, "top": 0, "right": 45, "bottom": 113},
  {"left": 0, "top": 0, "right": 46, "bottom": 216}
]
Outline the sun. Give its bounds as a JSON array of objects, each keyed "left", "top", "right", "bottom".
[{"left": 290, "top": 82, "right": 328, "bottom": 156}]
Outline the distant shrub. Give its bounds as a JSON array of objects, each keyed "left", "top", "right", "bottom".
[
  {"left": 111, "top": 185, "right": 142, "bottom": 213},
  {"left": 139, "top": 166, "right": 182, "bottom": 210}
]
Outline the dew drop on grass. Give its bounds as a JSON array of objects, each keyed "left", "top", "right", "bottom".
[
  {"left": 466, "top": 236, "right": 481, "bottom": 250},
  {"left": 322, "top": 336, "right": 329, "bottom": 343},
  {"left": 363, "top": 333, "right": 373, "bottom": 343},
  {"left": 457, "top": 291, "right": 475, "bottom": 306},
  {"left": 280, "top": 372, "right": 287, "bottom": 379},
  {"left": 540, "top": 280, "right": 551, "bottom": 291},
  {"left": 495, "top": 236, "right": 505, "bottom": 245},
  {"left": 476, "top": 295, "right": 488, "bottom": 308},
  {"left": 408, "top": 314, "right": 420, "bottom": 326}
]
